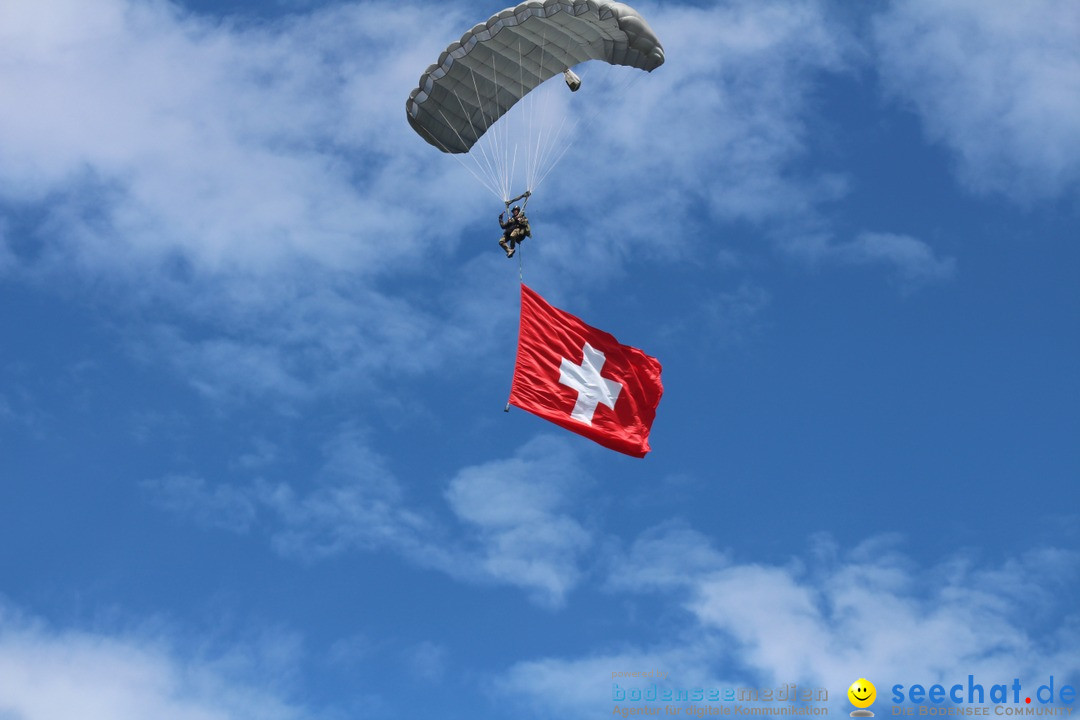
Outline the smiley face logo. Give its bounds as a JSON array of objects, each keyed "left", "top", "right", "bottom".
[{"left": 848, "top": 679, "right": 876, "bottom": 716}]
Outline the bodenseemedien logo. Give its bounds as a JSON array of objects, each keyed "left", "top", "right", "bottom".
[{"left": 850, "top": 678, "right": 877, "bottom": 717}]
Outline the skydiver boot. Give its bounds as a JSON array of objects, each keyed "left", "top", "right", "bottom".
[{"left": 499, "top": 238, "right": 513, "bottom": 257}]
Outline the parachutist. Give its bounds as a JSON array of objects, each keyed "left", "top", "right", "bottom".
[{"left": 498, "top": 205, "right": 531, "bottom": 258}]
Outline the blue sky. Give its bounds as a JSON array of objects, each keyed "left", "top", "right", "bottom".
[{"left": 1, "top": 0, "right": 1078, "bottom": 718}]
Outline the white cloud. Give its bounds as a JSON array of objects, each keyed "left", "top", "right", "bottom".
[
  {"left": 253, "top": 425, "right": 431, "bottom": 559},
  {"left": 0, "top": 0, "right": 869, "bottom": 404},
  {"left": 0, "top": 220, "right": 13, "bottom": 273},
  {"left": 699, "top": 282, "right": 773, "bottom": 346},
  {"left": 253, "top": 432, "right": 596, "bottom": 607},
  {"left": 129, "top": 271, "right": 519, "bottom": 404},
  {"left": 401, "top": 640, "right": 447, "bottom": 683},
  {"left": 143, "top": 474, "right": 258, "bottom": 533},
  {"left": 783, "top": 231, "right": 956, "bottom": 289},
  {"left": 0, "top": 0, "right": 467, "bottom": 277},
  {"left": 0, "top": 606, "right": 306, "bottom": 720},
  {"left": 529, "top": 0, "right": 855, "bottom": 281},
  {"left": 142, "top": 431, "right": 594, "bottom": 606},
  {"left": 0, "top": 0, "right": 508, "bottom": 404},
  {"left": 846, "top": 232, "right": 956, "bottom": 285},
  {"left": 443, "top": 435, "right": 596, "bottom": 607},
  {"left": 605, "top": 520, "right": 729, "bottom": 593},
  {"left": 873, "top": 0, "right": 1080, "bottom": 201},
  {"left": 688, "top": 540, "right": 1080, "bottom": 689},
  {"left": 496, "top": 645, "right": 723, "bottom": 720},
  {"left": 140, "top": 424, "right": 432, "bottom": 558},
  {"left": 496, "top": 529, "right": 1080, "bottom": 718}
]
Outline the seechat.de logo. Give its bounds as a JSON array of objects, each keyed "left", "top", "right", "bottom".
[{"left": 849, "top": 678, "right": 877, "bottom": 717}]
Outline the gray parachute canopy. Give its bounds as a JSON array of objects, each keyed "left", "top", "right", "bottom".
[{"left": 406, "top": 0, "right": 665, "bottom": 154}]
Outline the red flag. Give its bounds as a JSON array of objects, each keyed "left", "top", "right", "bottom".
[{"left": 509, "top": 284, "right": 663, "bottom": 457}]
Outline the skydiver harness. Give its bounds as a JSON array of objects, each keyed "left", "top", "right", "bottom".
[
  {"left": 501, "top": 190, "right": 532, "bottom": 243},
  {"left": 504, "top": 190, "right": 531, "bottom": 218}
]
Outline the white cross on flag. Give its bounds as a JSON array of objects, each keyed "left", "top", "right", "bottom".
[{"left": 509, "top": 284, "right": 664, "bottom": 457}]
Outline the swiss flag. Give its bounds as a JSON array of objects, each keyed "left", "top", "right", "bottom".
[{"left": 509, "top": 284, "right": 664, "bottom": 457}]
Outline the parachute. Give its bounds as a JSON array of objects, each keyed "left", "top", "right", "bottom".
[{"left": 406, "top": 0, "right": 664, "bottom": 202}]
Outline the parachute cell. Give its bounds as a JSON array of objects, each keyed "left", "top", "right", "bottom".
[{"left": 406, "top": 0, "right": 665, "bottom": 155}]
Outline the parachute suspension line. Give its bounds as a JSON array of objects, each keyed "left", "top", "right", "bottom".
[
  {"left": 520, "top": 29, "right": 587, "bottom": 196},
  {"left": 428, "top": 30, "right": 651, "bottom": 206},
  {"left": 507, "top": 145, "right": 519, "bottom": 204},
  {"left": 528, "top": 28, "right": 552, "bottom": 194},
  {"left": 525, "top": 34, "right": 545, "bottom": 195},
  {"left": 433, "top": 106, "right": 504, "bottom": 201},
  {"left": 468, "top": 60, "right": 508, "bottom": 201},
  {"left": 469, "top": 46, "right": 518, "bottom": 203},
  {"left": 531, "top": 102, "right": 573, "bottom": 193},
  {"left": 440, "top": 61, "right": 509, "bottom": 204},
  {"left": 488, "top": 50, "right": 510, "bottom": 201},
  {"left": 421, "top": 70, "right": 498, "bottom": 197},
  {"left": 531, "top": 78, "right": 582, "bottom": 192},
  {"left": 495, "top": 51, "right": 517, "bottom": 202},
  {"left": 491, "top": 47, "right": 522, "bottom": 202},
  {"left": 518, "top": 38, "right": 534, "bottom": 196},
  {"left": 493, "top": 36, "right": 533, "bottom": 204},
  {"left": 533, "top": 105, "right": 582, "bottom": 191},
  {"left": 533, "top": 65, "right": 647, "bottom": 193},
  {"left": 438, "top": 72, "right": 502, "bottom": 200}
]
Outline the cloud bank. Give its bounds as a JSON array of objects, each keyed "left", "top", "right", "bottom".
[
  {"left": 498, "top": 530, "right": 1080, "bottom": 718},
  {"left": 145, "top": 432, "right": 595, "bottom": 607},
  {"left": 874, "top": 0, "right": 1080, "bottom": 202},
  {"left": 0, "top": 605, "right": 305, "bottom": 720}
]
